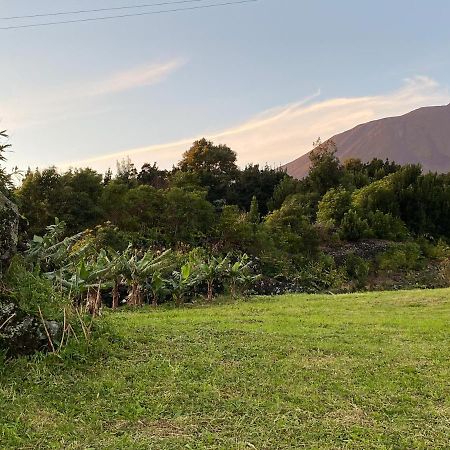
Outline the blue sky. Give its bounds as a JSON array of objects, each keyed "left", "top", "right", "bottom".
[{"left": 1, "top": 0, "right": 450, "bottom": 172}]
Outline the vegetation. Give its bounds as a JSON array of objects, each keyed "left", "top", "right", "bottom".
[
  {"left": 2, "top": 130, "right": 450, "bottom": 448},
  {"left": 1, "top": 289, "right": 450, "bottom": 449},
  {"left": 2, "top": 135, "right": 450, "bottom": 319}
]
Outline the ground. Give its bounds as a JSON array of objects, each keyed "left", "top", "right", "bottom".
[{"left": 1, "top": 289, "right": 450, "bottom": 449}]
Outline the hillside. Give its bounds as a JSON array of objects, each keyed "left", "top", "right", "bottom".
[
  {"left": 2, "top": 290, "right": 450, "bottom": 449},
  {"left": 284, "top": 103, "right": 450, "bottom": 178}
]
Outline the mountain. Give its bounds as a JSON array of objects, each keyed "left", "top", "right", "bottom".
[{"left": 283, "top": 103, "right": 450, "bottom": 179}]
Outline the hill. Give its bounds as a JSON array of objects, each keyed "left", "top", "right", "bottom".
[
  {"left": 2, "top": 290, "right": 450, "bottom": 449},
  {"left": 284, "top": 103, "right": 450, "bottom": 178}
]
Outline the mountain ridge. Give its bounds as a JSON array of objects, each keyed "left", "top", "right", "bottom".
[{"left": 283, "top": 103, "right": 450, "bottom": 179}]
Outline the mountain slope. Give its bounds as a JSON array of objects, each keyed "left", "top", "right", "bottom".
[{"left": 284, "top": 103, "right": 450, "bottom": 178}]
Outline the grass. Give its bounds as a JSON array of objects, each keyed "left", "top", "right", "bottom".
[{"left": 1, "top": 289, "right": 450, "bottom": 449}]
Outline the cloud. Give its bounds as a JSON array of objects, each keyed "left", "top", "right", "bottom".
[
  {"left": 1, "top": 58, "right": 184, "bottom": 130},
  {"left": 87, "top": 59, "right": 185, "bottom": 96},
  {"left": 64, "top": 75, "right": 449, "bottom": 172}
]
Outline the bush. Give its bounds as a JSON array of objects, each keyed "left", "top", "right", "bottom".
[
  {"left": 416, "top": 237, "right": 450, "bottom": 259},
  {"left": 317, "top": 188, "right": 352, "bottom": 227},
  {"left": 339, "top": 210, "right": 370, "bottom": 241},
  {"left": 377, "top": 242, "right": 423, "bottom": 271},
  {"left": 264, "top": 200, "right": 320, "bottom": 258},
  {"left": 294, "top": 255, "right": 347, "bottom": 293},
  {"left": 5, "top": 256, "right": 68, "bottom": 321},
  {"left": 367, "top": 210, "right": 409, "bottom": 241},
  {"left": 345, "top": 254, "right": 370, "bottom": 289}
]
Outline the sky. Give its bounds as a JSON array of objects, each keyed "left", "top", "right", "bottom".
[{"left": 1, "top": 0, "right": 450, "bottom": 174}]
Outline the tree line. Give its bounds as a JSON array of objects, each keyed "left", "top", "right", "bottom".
[{"left": 0, "top": 136, "right": 447, "bottom": 289}]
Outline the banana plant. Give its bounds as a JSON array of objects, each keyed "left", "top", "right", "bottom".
[
  {"left": 148, "top": 271, "right": 170, "bottom": 307},
  {"left": 198, "top": 254, "right": 230, "bottom": 302},
  {"left": 27, "top": 219, "right": 83, "bottom": 271},
  {"left": 101, "top": 249, "right": 127, "bottom": 310},
  {"left": 48, "top": 249, "right": 112, "bottom": 316},
  {"left": 226, "top": 254, "right": 259, "bottom": 299},
  {"left": 170, "top": 262, "right": 201, "bottom": 306},
  {"left": 122, "top": 248, "right": 173, "bottom": 307}
]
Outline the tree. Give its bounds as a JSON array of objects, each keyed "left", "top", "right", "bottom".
[
  {"left": 116, "top": 157, "right": 138, "bottom": 187},
  {"left": 122, "top": 248, "right": 173, "bottom": 307},
  {"left": 138, "top": 163, "right": 168, "bottom": 189},
  {"left": 15, "top": 167, "right": 66, "bottom": 236},
  {"left": 216, "top": 205, "right": 254, "bottom": 252},
  {"left": 228, "top": 164, "right": 286, "bottom": 214},
  {"left": 60, "top": 169, "right": 104, "bottom": 234},
  {"left": 169, "top": 170, "right": 202, "bottom": 192},
  {"left": 103, "top": 168, "right": 113, "bottom": 185},
  {"left": 226, "top": 254, "right": 258, "bottom": 299},
  {"left": 264, "top": 197, "right": 319, "bottom": 258},
  {"left": 248, "top": 196, "right": 260, "bottom": 227},
  {"left": 317, "top": 188, "right": 352, "bottom": 227},
  {"left": 124, "top": 185, "right": 165, "bottom": 232},
  {"left": 170, "top": 261, "right": 201, "bottom": 306},
  {"left": 179, "top": 138, "right": 238, "bottom": 174},
  {"left": 0, "top": 131, "right": 12, "bottom": 193},
  {"left": 366, "top": 210, "right": 409, "bottom": 241},
  {"left": 339, "top": 210, "right": 369, "bottom": 241},
  {"left": 100, "top": 181, "right": 129, "bottom": 227},
  {"left": 163, "top": 187, "right": 215, "bottom": 244},
  {"left": 267, "top": 175, "right": 301, "bottom": 211},
  {"left": 306, "top": 139, "right": 343, "bottom": 195},
  {"left": 178, "top": 139, "right": 238, "bottom": 202}
]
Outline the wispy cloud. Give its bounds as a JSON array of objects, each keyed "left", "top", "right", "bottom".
[
  {"left": 64, "top": 76, "right": 449, "bottom": 171},
  {"left": 87, "top": 59, "right": 185, "bottom": 96},
  {"left": 1, "top": 58, "right": 185, "bottom": 130}
]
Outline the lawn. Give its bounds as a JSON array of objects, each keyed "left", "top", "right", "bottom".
[{"left": 1, "top": 289, "right": 450, "bottom": 449}]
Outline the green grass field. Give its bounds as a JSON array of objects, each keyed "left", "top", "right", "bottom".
[{"left": 1, "top": 289, "right": 450, "bottom": 449}]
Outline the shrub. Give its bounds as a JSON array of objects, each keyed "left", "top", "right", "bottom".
[
  {"left": 367, "top": 210, "right": 409, "bottom": 241},
  {"left": 295, "top": 255, "right": 347, "bottom": 293},
  {"left": 377, "top": 242, "right": 423, "bottom": 271},
  {"left": 5, "top": 256, "right": 69, "bottom": 321},
  {"left": 317, "top": 188, "right": 352, "bottom": 227},
  {"left": 264, "top": 199, "right": 319, "bottom": 257},
  {"left": 416, "top": 237, "right": 450, "bottom": 259},
  {"left": 345, "top": 254, "right": 370, "bottom": 289},
  {"left": 339, "top": 210, "right": 370, "bottom": 241}
]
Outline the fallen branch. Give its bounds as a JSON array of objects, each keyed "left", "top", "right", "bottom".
[
  {"left": 0, "top": 313, "right": 16, "bottom": 331},
  {"left": 58, "top": 307, "right": 67, "bottom": 351}
]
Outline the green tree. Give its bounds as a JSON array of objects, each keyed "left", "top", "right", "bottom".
[
  {"left": 116, "top": 157, "right": 138, "bottom": 187},
  {"left": 366, "top": 210, "right": 409, "bottom": 241},
  {"left": 60, "top": 168, "right": 104, "bottom": 233},
  {"left": 124, "top": 185, "right": 164, "bottom": 233},
  {"left": 317, "top": 188, "right": 352, "bottom": 227},
  {"left": 248, "top": 196, "right": 260, "bottom": 227},
  {"left": 138, "top": 163, "right": 168, "bottom": 189},
  {"left": 339, "top": 210, "right": 369, "bottom": 241},
  {"left": 100, "top": 180, "right": 129, "bottom": 227},
  {"left": 178, "top": 138, "right": 238, "bottom": 202},
  {"left": 216, "top": 205, "right": 254, "bottom": 252},
  {"left": 198, "top": 254, "right": 230, "bottom": 302},
  {"left": 163, "top": 187, "right": 215, "bottom": 244},
  {"left": 15, "top": 167, "right": 66, "bottom": 236},
  {"left": 0, "top": 131, "right": 12, "bottom": 193},
  {"left": 228, "top": 164, "right": 286, "bottom": 214},
  {"left": 267, "top": 175, "right": 301, "bottom": 211},
  {"left": 306, "top": 139, "right": 343, "bottom": 195},
  {"left": 265, "top": 197, "right": 319, "bottom": 258}
]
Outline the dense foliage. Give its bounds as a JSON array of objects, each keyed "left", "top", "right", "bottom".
[{"left": 2, "top": 136, "right": 450, "bottom": 321}]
